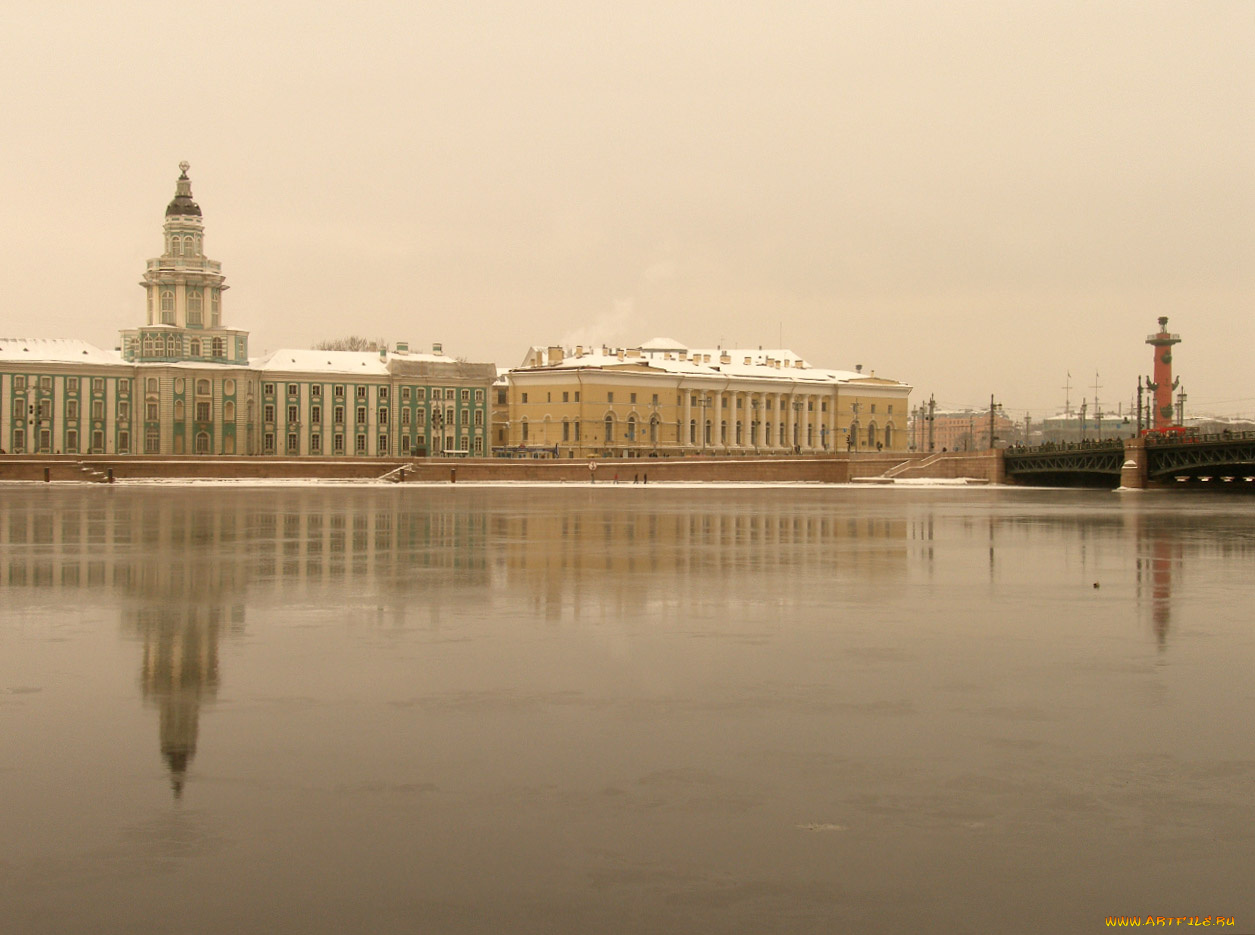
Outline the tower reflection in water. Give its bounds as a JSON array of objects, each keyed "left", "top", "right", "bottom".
[{"left": 126, "top": 503, "right": 247, "bottom": 796}]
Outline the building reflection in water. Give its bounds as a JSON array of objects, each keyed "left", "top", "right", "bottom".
[
  {"left": 127, "top": 503, "right": 249, "bottom": 796},
  {"left": 0, "top": 489, "right": 492, "bottom": 797},
  {"left": 491, "top": 492, "right": 909, "bottom": 623}
]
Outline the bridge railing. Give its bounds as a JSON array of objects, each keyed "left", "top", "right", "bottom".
[
  {"left": 1004, "top": 439, "right": 1127, "bottom": 456},
  {"left": 1144, "top": 430, "right": 1255, "bottom": 447}
]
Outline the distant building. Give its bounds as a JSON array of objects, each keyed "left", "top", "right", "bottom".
[
  {"left": 0, "top": 164, "right": 495, "bottom": 457},
  {"left": 497, "top": 339, "right": 912, "bottom": 458},
  {"left": 919, "top": 408, "right": 1018, "bottom": 451},
  {"left": 1039, "top": 410, "right": 1136, "bottom": 445}
]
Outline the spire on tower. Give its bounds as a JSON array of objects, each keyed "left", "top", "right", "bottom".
[{"left": 165, "top": 161, "right": 202, "bottom": 218}]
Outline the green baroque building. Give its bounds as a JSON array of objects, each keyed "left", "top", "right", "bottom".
[{"left": 1, "top": 164, "right": 494, "bottom": 458}]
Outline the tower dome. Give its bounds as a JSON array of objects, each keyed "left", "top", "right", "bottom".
[{"left": 165, "top": 161, "right": 202, "bottom": 218}]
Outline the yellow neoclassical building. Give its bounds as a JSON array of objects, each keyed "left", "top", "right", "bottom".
[{"left": 499, "top": 338, "right": 911, "bottom": 458}]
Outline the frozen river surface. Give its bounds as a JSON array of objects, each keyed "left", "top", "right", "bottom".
[{"left": 1, "top": 484, "right": 1253, "bottom": 934}]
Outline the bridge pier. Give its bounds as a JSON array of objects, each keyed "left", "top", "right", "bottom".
[{"left": 1120, "top": 437, "right": 1148, "bottom": 489}]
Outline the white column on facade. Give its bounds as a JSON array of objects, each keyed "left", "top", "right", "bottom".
[
  {"left": 682, "top": 386, "right": 692, "bottom": 452},
  {"left": 828, "top": 389, "right": 837, "bottom": 451},
  {"left": 713, "top": 391, "right": 723, "bottom": 450}
]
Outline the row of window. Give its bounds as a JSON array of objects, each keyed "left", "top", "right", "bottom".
[
  {"left": 516, "top": 390, "right": 889, "bottom": 415},
  {"left": 137, "top": 334, "right": 229, "bottom": 357},
  {"left": 260, "top": 433, "right": 485, "bottom": 456},
  {"left": 165, "top": 235, "right": 204, "bottom": 257},
  {"left": 6, "top": 429, "right": 129, "bottom": 455},
  {"left": 516, "top": 415, "right": 891, "bottom": 449},
  {"left": 261, "top": 404, "right": 483, "bottom": 428},
  {"left": 150, "top": 287, "right": 221, "bottom": 320},
  {"left": 8, "top": 376, "right": 126, "bottom": 395},
  {"left": 10, "top": 399, "right": 120, "bottom": 420},
  {"left": 262, "top": 382, "right": 483, "bottom": 404}
]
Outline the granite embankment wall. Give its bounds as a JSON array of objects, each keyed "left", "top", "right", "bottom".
[{"left": 0, "top": 450, "right": 1004, "bottom": 484}]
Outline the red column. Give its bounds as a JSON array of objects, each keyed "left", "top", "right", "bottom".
[{"left": 1145, "top": 317, "right": 1181, "bottom": 431}]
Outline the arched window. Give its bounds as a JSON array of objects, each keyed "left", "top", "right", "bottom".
[
  {"left": 604, "top": 415, "right": 614, "bottom": 443},
  {"left": 187, "top": 290, "right": 202, "bottom": 324},
  {"left": 183, "top": 236, "right": 194, "bottom": 256},
  {"left": 884, "top": 424, "right": 893, "bottom": 448},
  {"left": 649, "top": 416, "right": 659, "bottom": 443},
  {"left": 160, "top": 291, "right": 175, "bottom": 324},
  {"left": 166, "top": 336, "right": 179, "bottom": 355},
  {"left": 224, "top": 400, "right": 235, "bottom": 422},
  {"left": 626, "top": 416, "right": 636, "bottom": 441},
  {"left": 211, "top": 290, "right": 220, "bottom": 325},
  {"left": 174, "top": 400, "right": 184, "bottom": 420},
  {"left": 190, "top": 339, "right": 201, "bottom": 356},
  {"left": 867, "top": 422, "right": 877, "bottom": 446},
  {"left": 689, "top": 419, "right": 696, "bottom": 444},
  {"left": 212, "top": 337, "right": 225, "bottom": 358},
  {"left": 195, "top": 432, "right": 210, "bottom": 454},
  {"left": 521, "top": 418, "right": 528, "bottom": 442},
  {"left": 196, "top": 379, "right": 210, "bottom": 396},
  {"left": 705, "top": 420, "right": 713, "bottom": 445},
  {"left": 720, "top": 420, "right": 727, "bottom": 444}
]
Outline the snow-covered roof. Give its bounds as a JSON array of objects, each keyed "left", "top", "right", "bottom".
[
  {"left": 251, "top": 347, "right": 458, "bottom": 375},
  {"left": 640, "top": 336, "right": 687, "bottom": 350},
  {"left": 511, "top": 341, "right": 908, "bottom": 389},
  {"left": 0, "top": 338, "right": 124, "bottom": 366}
]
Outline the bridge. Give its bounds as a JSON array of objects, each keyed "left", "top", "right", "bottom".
[{"left": 1003, "top": 432, "right": 1255, "bottom": 488}]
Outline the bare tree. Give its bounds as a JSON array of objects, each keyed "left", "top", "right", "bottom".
[{"left": 312, "top": 336, "right": 386, "bottom": 352}]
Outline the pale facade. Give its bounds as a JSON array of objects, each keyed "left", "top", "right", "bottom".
[
  {"left": 500, "top": 338, "right": 912, "bottom": 458},
  {"left": 0, "top": 165, "right": 494, "bottom": 458}
]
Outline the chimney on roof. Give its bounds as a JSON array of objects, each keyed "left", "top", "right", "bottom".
[
  {"left": 720, "top": 353, "right": 731, "bottom": 364},
  {"left": 627, "top": 348, "right": 641, "bottom": 358},
  {"left": 794, "top": 360, "right": 803, "bottom": 369},
  {"left": 433, "top": 342, "right": 443, "bottom": 355},
  {"left": 855, "top": 363, "right": 862, "bottom": 373},
  {"left": 379, "top": 346, "right": 387, "bottom": 360},
  {"left": 703, "top": 354, "right": 711, "bottom": 363},
  {"left": 744, "top": 356, "right": 751, "bottom": 365},
  {"left": 548, "top": 346, "right": 563, "bottom": 365},
  {"left": 575, "top": 345, "right": 583, "bottom": 357},
  {"left": 617, "top": 349, "right": 625, "bottom": 360},
  {"left": 395, "top": 341, "right": 409, "bottom": 354}
]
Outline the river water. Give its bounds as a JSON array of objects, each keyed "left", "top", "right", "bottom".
[{"left": 1, "top": 483, "right": 1253, "bottom": 934}]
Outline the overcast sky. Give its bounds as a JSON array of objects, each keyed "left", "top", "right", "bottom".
[{"left": 2, "top": 0, "right": 1251, "bottom": 417}]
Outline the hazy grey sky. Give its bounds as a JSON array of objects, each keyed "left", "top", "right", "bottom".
[{"left": 2, "top": 0, "right": 1251, "bottom": 417}]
